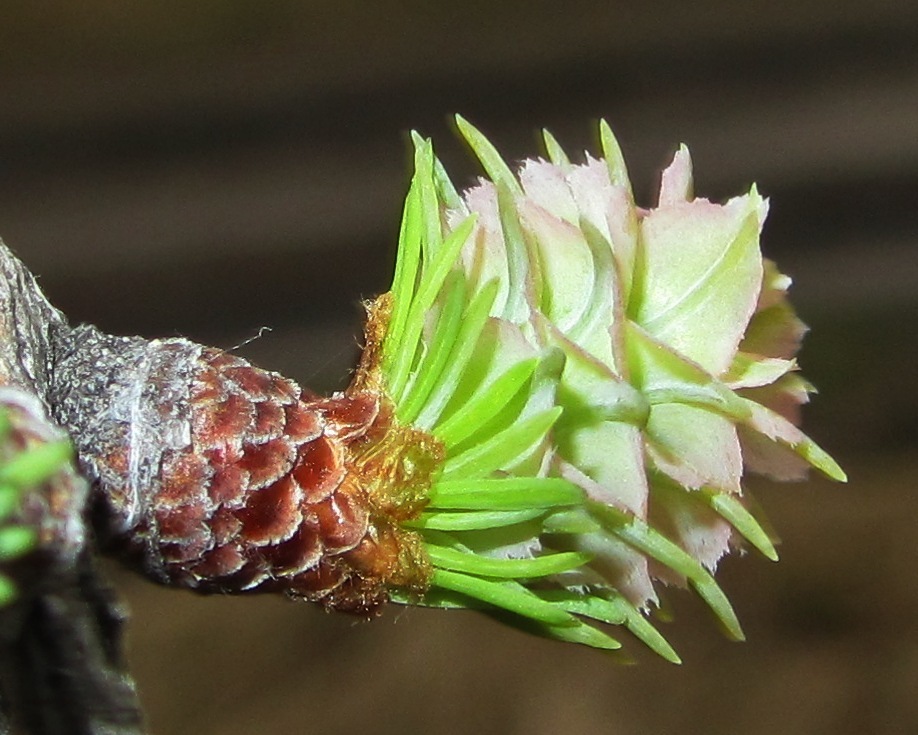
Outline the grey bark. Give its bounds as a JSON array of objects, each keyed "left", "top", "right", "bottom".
[{"left": 0, "top": 241, "right": 145, "bottom": 735}]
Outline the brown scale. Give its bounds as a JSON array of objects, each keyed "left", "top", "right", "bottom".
[{"left": 136, "top": 347, "right": 428, "bottom": 615}]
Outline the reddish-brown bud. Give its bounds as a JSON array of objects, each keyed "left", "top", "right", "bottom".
[
  {"left": 0, "top": 388, "right": 87, "bottom": 593},
  {"left": 49, "top": 326, "right": 433, "bottom": 615}
]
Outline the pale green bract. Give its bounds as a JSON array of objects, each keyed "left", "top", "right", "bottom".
[{"left": 382, "top": 117, "right": 845, "bottom": 662}]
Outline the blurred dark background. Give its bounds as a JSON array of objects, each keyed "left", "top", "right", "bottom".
[{"left": 2, "top": 2, "right": 918, "bottom": 733}]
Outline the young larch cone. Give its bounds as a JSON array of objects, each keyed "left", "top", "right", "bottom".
[
  {"left": 48, "top": 323, "right": 432, "bottom": 615},
  {"left": 0, "top": 117, "right": 844, "bottom": 663},
  {"left": 370, "top": 119, "right": 845, "bottom": 660}
]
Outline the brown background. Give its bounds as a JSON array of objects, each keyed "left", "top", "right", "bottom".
[{"left": 2, "top": 2, "right": 918, "bottom": 733}]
